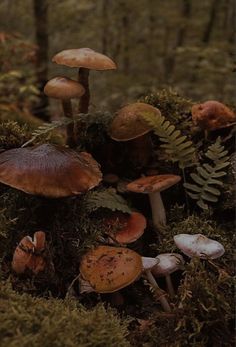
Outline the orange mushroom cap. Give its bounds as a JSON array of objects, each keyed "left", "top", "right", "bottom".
[
  {"left": 44, "top": 76, "right": 85, "bottom": 99},
  {"left": 104, "top": 211, "right": 146, "bottom": 244},
  {"left": 0, "top": 144, "right": 102, "bottom": 197},
  {"left": 109, "top": 103, "right": 160, "bottom": 141},
  {"left": 80, "top": 246, "right": 142, "bottom": 293},
  {"left": 191, "top": 100, "right": 236, "bottom": 131},
  {"left": 127, "top": 175, "right": 181, "bottom": 194},
  {"left": 52, "top": 48, "right": 117, "bottom": 70}
]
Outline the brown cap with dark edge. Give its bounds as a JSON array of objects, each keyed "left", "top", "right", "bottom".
[
  {"left": 109, "top": 103, "right": 160, "bottom": 141},
  {"left": 44, "top": 76, "right": 85, "bottom": 99},
  {"left": 80, "top": 246, "right": 142, "bottom": 293},
  {"left": 0, "top": 144, "right": 102, "bottom": 197},
  {"left": 127, "top": 175, "right": 181, "bottom": 194},
  {"left": 52, "top": 48, "right": 117, "bottom": 70}
]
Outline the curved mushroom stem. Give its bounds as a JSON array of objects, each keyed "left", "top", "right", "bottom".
[
  {"left": 148, "top": 191, "right": 166, "bottom": 230},
  {"left": 165, "top": 274, "right": 175, "bottom": 298},
  {"left": 62, "top": 99, "right": 76, "bottom": 148},
  {"left": 145, "top": 270, "right": 171, "bottom": 312},
  {"left": 76, "top": 67, "right": 90, "bottom": 143}
]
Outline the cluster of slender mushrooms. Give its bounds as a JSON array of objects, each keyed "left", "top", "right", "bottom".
[{"left": 0, "top": 48, "right": 234, "bottom": 311}]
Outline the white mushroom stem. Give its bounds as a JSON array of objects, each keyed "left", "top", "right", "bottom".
[
  {"left": 145, "top": 269, "right": 171, "bottom": 312},
  {"left": 148, "top": 191, "right": 166, "bottom": 230},
  {"left": 165, "top": 274, "right": 175, "bottom": 298}
]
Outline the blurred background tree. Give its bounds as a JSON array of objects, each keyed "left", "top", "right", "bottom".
[{"left": 0, "top": 0, "right": 235, "bottom": 121}]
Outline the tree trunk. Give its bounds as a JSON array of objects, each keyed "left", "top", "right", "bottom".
[{"left": 33, "top": 0, "right": 50, "bottom": 121}]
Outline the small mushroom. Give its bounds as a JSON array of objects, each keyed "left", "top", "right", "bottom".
[
  {"left": 174, "top": 234, "right": 225, "bottom": 259},
  {"left": 12, "top": 231, "right": 46, "bottom": 274},
  {"left": 109, "top": 103, "right": 160, "bottom": 168},
  {"left": 127, "top": 175, "right": 181, "bottom": 230},
  {"left": 0, "top": 144, "right": 102, "bottom": 197},
  {"left": 152, "top": 253, "right": 185, "bottom": 298},
  {"left": 79, "top": 245, "right": 142, "bottom": 293},
  {"left": 44, "top": 76, "right": 85, "bottom": 147},
  {"left": 103, "top": 211, "right": 146, "bottom": 244}
]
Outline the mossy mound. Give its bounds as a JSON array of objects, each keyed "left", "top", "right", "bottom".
[{"left": 0, "top": 281, "right": 130, "bottom": 347}]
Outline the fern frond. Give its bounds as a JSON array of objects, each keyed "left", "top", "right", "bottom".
[
  {"left": 141, "top": 111, "right": 195, "bottom": 168},
  {"left": 184, "top": 137, "right": 230, "bottom": 210},
  {"left": 84, "top": 189, "right": 132, "bottom": 214}
]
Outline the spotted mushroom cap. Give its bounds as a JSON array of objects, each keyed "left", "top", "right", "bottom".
[
  {"left": 0, "top": 144, "right": 102, "bottom": 197},
  {"left": 109, "top": 103, "right": 160, "bottom": 141},
  {"left": 80, "top": 246, "right": 142, "bottom": 293},
  {"left": 44, "top": 76, "right": 85, "bottom": 99},
  {"left": 191, "top": 100, "right": 236, "bottom": 131},
  {"left": 174, "top": 234, "right": 225, "bottom": 259},
  {"left": 152, "top": 253, "right": 185, "bottom": 277},
  {"left": 52, "top": 48, "right": 117, "bottom": 70},
  {"left": 126, "top": 175, "right": 181, "bottom": 194},
  {"left": 105, "top": 211, "right": 146, "bottom": 244}
]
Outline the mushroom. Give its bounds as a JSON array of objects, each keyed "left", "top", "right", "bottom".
[
  {"left": 0, "top": 144, "right": 102, "bottom": 197},
  {"left": 44, "top": 76, "right": 85, "bottom": 147},
  {"left": 103, "top": 211, "right": 146, "bottom": 244},
  {"left": 127, "top": 175, "right": 181, "bottom": 230},
  {"left": 12, "top": 231, "right": 46, "bottom": 274},
  {"left": 109, "top": 103, "right": 161, "bottom": 168},
  {"left": 152, "top": 253, "right": 185, "bottom": 298},
  {"left": 174, "top": 234, "right": 225, "bottom": 259},
  {"left": 191, "top": 100, "right": 236, "bottom": 138},
  {"left": 52, "top": 48, "right": 117, "bottom": 140}
]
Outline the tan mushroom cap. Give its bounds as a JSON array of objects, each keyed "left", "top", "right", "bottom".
[
  {"left": 80, "top": 246, "right": 142, "bottom": 293},
  {"left": 127, "top": 175, "right": 181, "bottom": 194},
  {"left": 105, "top": 211, "right": 146, "bottom": 244},
  {"left": 0, "top": 144, "right": 102, "bottom": 198},
  {"left": 191, "top": 100, "right": 236, "bottom": 131},
  {"left": 110, "top": 103, "right": 161, "bottom": 141},
  {"left": 52, "top": 48, "right": 117, "bottom": 70},
  {"left": 44, "top": 76, "right": 85, "bottom": 99}
]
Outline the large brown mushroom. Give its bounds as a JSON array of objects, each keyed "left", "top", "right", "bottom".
[
  {"left": 109, "top": 103, "right": 161, "bottom": 168},
  {"left": 44, "top": 76, "right": 85, "bottom": 147},
  {"left": 0, "top": 144, "right": 102, "bottom": 197}
]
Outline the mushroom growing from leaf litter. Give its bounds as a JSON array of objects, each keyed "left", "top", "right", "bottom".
[
  {"left": 44, "top": 76, "right": 85, "bottom": 147},
  {"left": 0, "top": 144, "right": 102, "bottom": 197},
  {"left": 127, "top": 175, "right": 181, "bottom": 230},
  {"left": 174, "top": 234, "right": 225, "bottom": 259}
]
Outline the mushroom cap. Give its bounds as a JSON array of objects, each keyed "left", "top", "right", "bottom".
[
  {"left": 126, "top": 175, "right": 181, "bottom": 194},
  {"left": 191, "top": 100, "right": 236, "bottom": 131},
  {"left": 142, "top": 257, "right": 159, "bottom": 271},
  {"left": 52, "top": 48, "right": 117, "bottom": 70},
  {"left": 174, "top": 234, "right": 225, "bottom": 259},
  {"left": 152, "top": 253, "right": 185, "bottom": 277},
  {"left": 12, "top": 231, "right": 46, "bottom": 274},
  {"left": 105, "top": 211, "right": 146, "bottom": 244},
  {"left": 80, "top": 246, "right": 142, "bottom": 293},
  {"left": 44, "top": 76, "right": 85, "bottom": 99},
  {"left": 0, "top": 144, "right": 102, "bottom": 198},
  {"left": 109, "top": 103, "right": 160, "bottom": 141}
]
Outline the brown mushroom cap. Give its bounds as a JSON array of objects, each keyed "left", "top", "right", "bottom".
[
  {"left": 44, "top": 76, "right": 85, "bottom": 99},
  {"left": 104, "top": 211, "right": 146, "bottom": 244},
  {"left": 52, "top": 48, "right": 117, "bottom": 70},
  {"left": 126, "top": 175, "right": 181, "bottom": 194},
  {"left": 191, "top": 100, "right": 236, "bottom": 131},
  {"left": 109, "top": 103, "right": 160, "bottom": 141},
  {"left": 0, "top": 144, "right": 102, "bottom": 197},
  {"left": 80, "top": 246, "right": 142, "bottom": 293}
]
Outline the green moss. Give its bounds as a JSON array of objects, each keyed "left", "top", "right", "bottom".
[
  {"left": 0, "top": 281, "right": 130, "bottom": 347},
  {"left": 0, "top": 120, "right": 31, "bottom": 149}
]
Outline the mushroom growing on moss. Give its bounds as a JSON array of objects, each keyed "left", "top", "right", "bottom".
[
  {"left": 44, "top": 76, "right": 85, "bottom": 147},
  {"left": 0, "top": 144, "right": 102, "bottom": 197},
  {"left": 127, "top": 175, "right": 181, "bottom": 230},
  {"left": 12, "top": 231, "right": 46, "bottom": 275}
]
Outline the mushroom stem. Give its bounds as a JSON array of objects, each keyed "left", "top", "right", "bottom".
[
  {"left": 129, "top": 134, "right": 152, "bottom": 168},
  {"left": 148, "top": 191, "right": 166, "bottom": 230},
  {"left": 145, "top": 270, "right": 171, "bottom": 312},
  {"left": 165, "top": 274, "right": 175, "bottom": 298},
  {"left": 76, "top": 67, "right": 90, "bottom": 144},
  {"left": 62, "top": 99, "right": 76, "bottom": 148}
]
